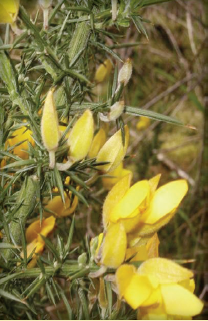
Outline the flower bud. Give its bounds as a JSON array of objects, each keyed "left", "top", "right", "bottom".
[
  {"left": 67, "top": 109, "right": 94, "bottom": 162},
  {"left": 118, "top": 58, "right": 132, "bottom": 86},
  {"left": 96, "top": 125, "right": 129, "bottom": 173},
  {"left": 95, "top": 59, "right": 113, "bottom": 83},
  {"left": 99, "top": 101, "right": 124, "bottom": 122},
  {"left": 88, "top": 127, "right": 106, "bottom": 159},
  {"left": 0, "top": 0, "right": 19, "bottom": 24},
  {"left": 41, "top": 89, "right": 60, "bottom": 168}
]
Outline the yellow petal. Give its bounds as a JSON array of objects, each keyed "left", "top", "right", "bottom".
[
  {"left": 141, "top": 286, "right": 163, "bottom": 307},
  {"left": 26, "top": 216, "right": 55, "bottom": 244},
  {"left": 161, "top": 284, "right": 204, "bottom": 317},
  {"left": 61, "top": 190, "right": 79, "bottom": 216},
  {"left": 26, "top": 221, "right": 42, "bottom": 243},
  {"left": 21, "top": 240, "right": 45, "bottom": 268},
  {"left": 68, "top": 109, "right": 94, "bottom": 161},
  {"left": 116, "top": 264, "right": 136, "bottom": 298},
  {"left": 110, "top": 180, "right": 150, "bottom": 223},
  {"left": 88, "top": 127, "right": 106, "bottom": 159},
  {"left": 102, "top": 173, "right": 132, "bottom": 228},
  {"left": 44, "top": 194, "right": 66, "bottom": 217},
  {"left": 101, "top": 222, "right": 127, "bottom": 268},
  {"left": 41, "top": 89, "right": 59, "bottom": 152},
  {"left": 7, "top": 125, "right": 34, "bottom": 159},
  {"left": 95, "top": 59, "right": 113, "bottom": 83},
  {"left": 96, "top": 125, "right": 129, "bottom": 173},
  {"left": 124, "top": 274, "right": 153, "bottom": 309},
  {"left": 38, "top": 216, "right": 56, "bottom": 238},
  {"left": 138, "top": 258, "right": 193, "bottom": 284},
  {"left": 148, "top": 174, "right": 161, "bottom": 195},
  {"left": 143, "top": 180, "right": 188, "bottom": 224}
]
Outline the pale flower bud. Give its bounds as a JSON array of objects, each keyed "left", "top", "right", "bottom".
[
  {"left": 39, "top": 0, "right": 53, "bottom": 29},
  {"left": 67, "top": 109, "right": 94, "bottom": 162},
  {"left": 118, "top": 58, "right": 132, "bottom": 86},
  {"left": 96, "top": 125, "right": 129, "bottom": 173},
  {"left": 99, "top": 101, "right": 124, "bottom": 122},
  {"left": 41, "top": 89, "right": 59, "bottom": 168}
]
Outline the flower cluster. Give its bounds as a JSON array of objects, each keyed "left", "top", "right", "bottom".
[
  {"left": 96, "top": 173, "right": 188, "bottom": 269},
  {"left": 116, "top": 259, "right": 203, "bottom": 319},
  {"left": 90, "top": 173, "right": 204, "bottom": 319}
]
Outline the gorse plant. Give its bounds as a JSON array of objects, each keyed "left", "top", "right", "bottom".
[{"left": 0, "top": 0, "right": 205, "bottom": 320}]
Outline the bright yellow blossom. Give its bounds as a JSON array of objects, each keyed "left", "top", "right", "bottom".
[
  {"left": 95, "top": 59, "right": 113, "bottom": 83},
  {"left": 4, "top": 124, "right": 35, "bottom": 161},
  {"left": 96, "top": 125, "right": 129, "bottom": 173},
  {"left": 102, "top": 162, "right": 133, "bottom": 190},
  {"left": 22, "top": 216, "right": 56, "bottom": 268},
  {"left": 67, "top": 109, "right": 94, "bottom": 162},
  {"left": 0, "top": 0, "right": 19, "bottom": 24},
  {"left": 116, "top": 259, "right": 204, "bottom": 319},
  {"left": 97, "top": 174, "right": 188, "bottom": 269},
  {"left": 43, "top": 177, "right": 79, "bottom": 217},
  {"left": 103, "top": 174, "right": 188, "bottom": 234}
]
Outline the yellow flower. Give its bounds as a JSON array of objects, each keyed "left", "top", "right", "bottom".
[
  {"left": 136, "top": 116, "right": 151, "bottom": 131},
  {"left": 102, "top": 162, "right": 133, "bottom": 190},
  {"left": 43, "top": 177, "right": 79, "bottom": 217},
  {"left": 67, "top": 109, "right": 94, "bottom": 162},
  {"left": 103, "top": 174, "right": 188, "bottom": 235},
  {"left": 22, "top": 216, "right": 56, "bottom": 268},
  {"left": 88, "top": 127, "right": 106, "bottom": 159},
  {"left": 95, "top": 59, "right": 113, "bottom": 83},
  {"left": 6, "top": 124, "right": 35, "bottom": 159},
  {"left": 41, "top": 89, "right": 60, "bottom": 168},
  {"left": 0, "top": 0, "right": 19, "bottom": 24},
  {"left": 97, "top": 174, "right": 188, "bottom": 270},
  {"left": 96, "top": 125, "right": 129, "bottom": 173},
  {"left": 116, "top": 259, "right": 204, "bottom": 318}
]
